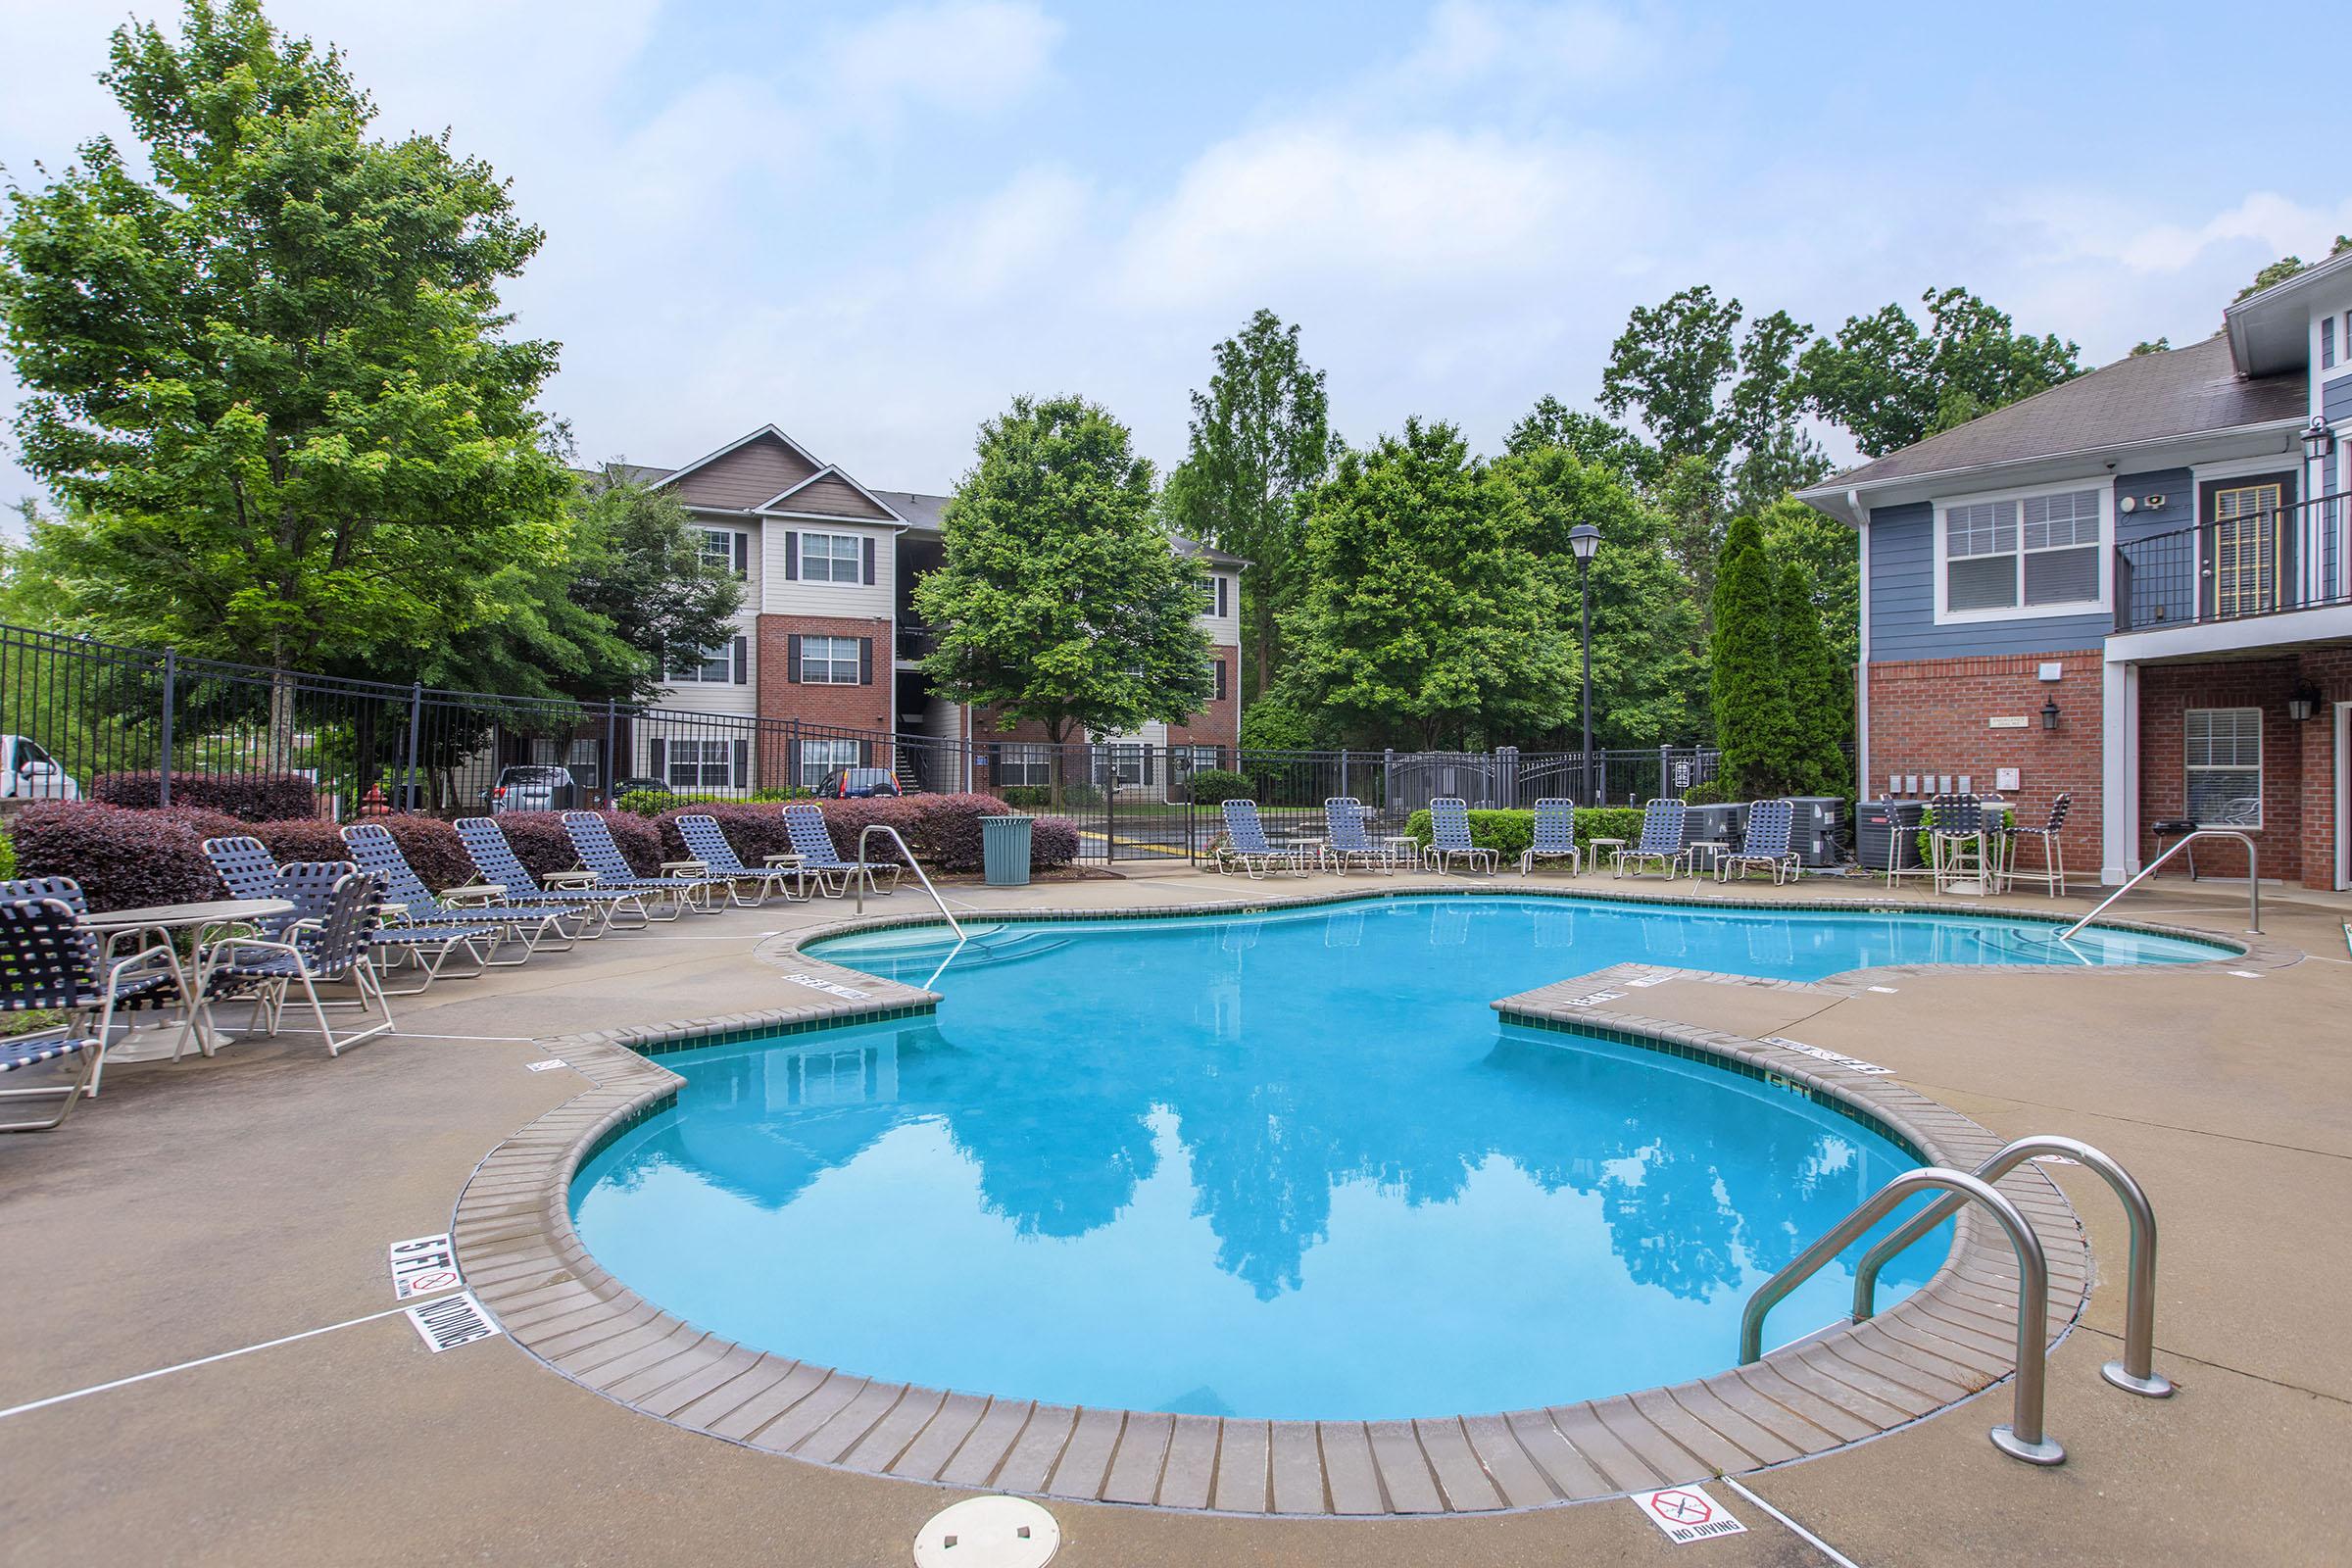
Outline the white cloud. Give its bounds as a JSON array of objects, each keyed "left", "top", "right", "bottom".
[
  {"left": 825, "top": 0, "right": 1062, "bottom": 120},
  {"left": 1402, "top": 0, "right": 1664, "bottom": 88}
]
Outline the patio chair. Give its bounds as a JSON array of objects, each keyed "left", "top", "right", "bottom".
[
  {"left": 1927, "top": 794, "right": 1990, "bottom": 894},
  {"left": 204, "top": 838, "right": 492, "bottom": 995},
  {"left": 1215, "top": 799, "right": 1303, "bottom": 879},
  {"left": 196, "top": 864, "right": 394, "bottom": 1055},
  {"left": 1519, "top": 798, "right": 1583, "bottom": 876},
  {"left": 1614, "top": 799, "right": 1691, "bottom": 879},
  {"left": 674, "top": 814, "right": 799, "bottom": 906},
  {"left": 342, "top": 822, "right": 579, "bottom": 963},
  {"left": 0, "top": 1029, "right": 105, "bottom": 1133},
  {"left": 781, "top": 804, "right": 906, "bottom": 899},
  {"left": 1423, "top": 798, "right": 1496, "bottom": 875},
  {"left": 1322, "top": 798, "right": 1391, "bottom": 875},
  {"left": 0, "top": 878, "right": 185, "bottom": 1095},
  {"left": 1718, "top": 799, "right": 1801, "bottom": 885},
  {"left": 561, "top": 812, "right": 735, "bottom": 917},
  {"left": 453, "top": 817, "right": 646, "bottom": 935},
  {"left": 1999, "top": 793, "right": 2070, "bottom": 897}
]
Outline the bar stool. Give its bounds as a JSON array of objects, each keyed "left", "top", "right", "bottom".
[
  {"left": 2003, "top": 793, "right": 2071, "bottom": 896},
  {"left": 1928, "top": 794, "right": 1989, "bottom": 894}
]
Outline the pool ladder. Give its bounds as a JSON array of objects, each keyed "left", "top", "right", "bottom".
[
  {"left": 2062, "top": 828, "right": 2260, "bottom": 939},
  {"left": 852, "top": 824, "right": 964, "bottom": 942},
  {"left": 1740, "top": 1136, "right": 2170, "bottom": 1467}
]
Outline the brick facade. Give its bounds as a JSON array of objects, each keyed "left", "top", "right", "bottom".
[
  {"left": 1165, "top": 644, "right": 1241, "bottom": 751},
  {"left": 1866, "top": 650, "right": 2104, "bottom": 874},
  {"left": 2136, "top": 650, "right": 2349, "bottom": 890},
  {"left": 756, "top": 612, "right": 892, "bottom": 787}
]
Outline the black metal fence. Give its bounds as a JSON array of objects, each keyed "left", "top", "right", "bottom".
[{"left": 0, "top": 621, "right": 1729, "bottom": 867}]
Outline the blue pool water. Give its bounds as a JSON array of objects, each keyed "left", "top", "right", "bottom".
[{"left": 571, "top": 896, "right": 2220, "bottom": 1420}]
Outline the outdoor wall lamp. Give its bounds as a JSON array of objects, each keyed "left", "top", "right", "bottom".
[
  {"left": 2287, "top": 683, "right": 2322, "bottom": 721},
  {"left": 2303, "top": 417, "right": 2336, "bottom": 464},
  {"left": 2040, "top": 698, "right": 2061, "bottom": 731}
]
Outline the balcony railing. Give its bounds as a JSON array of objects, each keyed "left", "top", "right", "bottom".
[
  {"left": 895, "top": 624, "right": 936, "bottom": 661},
  {"left": 2115, "top": 492, "right": 2350, "bottom": 633}
]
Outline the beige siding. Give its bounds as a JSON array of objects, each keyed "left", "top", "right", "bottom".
[
  {"left": 779, "top": 474, "right": 898, "bottom": 520},
  {"left": 670, "top": 433, "right": 816, "bottom": 510},
  {"left": 1197, "top": 568, "right": 1242, "bottom": 646},
  {"left": 760, "top": 519, "right": 896, "bottom": 619}
]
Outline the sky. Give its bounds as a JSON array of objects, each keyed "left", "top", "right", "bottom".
[{"left": 2, "top": 0, "right": 2349, "bottom": 517}]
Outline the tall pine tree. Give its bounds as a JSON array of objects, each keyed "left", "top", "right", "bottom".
[
  {"left": 1771, "top": 557, "right": 1852, "bottom": 795},
  {"left": 1708, "top": 514, "right": 1800, "bottom": 797}
]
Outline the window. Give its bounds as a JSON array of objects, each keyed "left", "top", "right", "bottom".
[
  {"left": 798, "top": 531, "right": 862, "bottom": 583},
  {"left": 1099, "top": 744, "right": 1152, "bottom": 787},
  {"left": 993, "top": 743, "right": 1053, "bottom": 787},
  {"left": 1170, "top": 744, "right": 1223, "bottom": 776},
  {"left": 666, "top": 637, "right": 742, "bottom": 683},
  {"left": 798, "top": 738, "right": 859, "bottom": 788},
  {"left": 695, "top": 527, "right": 746, "bottom": 577},
  {"left": 1937, "top": 486, "right": 2105, "bottom": 619},
  {"left": 666, "top": 738, "right": 736, "bottom": 790},
  {"left": 797, "top": 635, "right": 861, "bottom": 684},
  {"left": 2183, "top": 708, "right": 2262, "bottom": 826}
]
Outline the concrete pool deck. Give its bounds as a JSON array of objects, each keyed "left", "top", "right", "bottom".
[{"left": 2, "top": 863, "right": 2347, "bottom": 1565}]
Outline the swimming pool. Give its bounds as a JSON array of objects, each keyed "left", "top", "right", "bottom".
[{"left": 569, "top": 895, "right": 2221, "bottom": 1422}]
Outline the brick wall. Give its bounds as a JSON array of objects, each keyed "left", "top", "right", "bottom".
[
  {"left": 2137, "top": 650, "right": 2349, "bottom": 889},
  {"left": 755, "top": 612, "right": 893, "bottom": 786},
  {"left": 1866, "top": 650, "right": 2104, "bottom": 873},
  {"left": 1166, "top": 644, "right": 1241, "bottom": 750}
]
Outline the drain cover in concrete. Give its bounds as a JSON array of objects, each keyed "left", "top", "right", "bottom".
[{"left": 911, "top": 1495, "right": 1058, "bottom": 1567}]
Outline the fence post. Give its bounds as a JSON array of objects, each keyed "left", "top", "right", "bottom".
[
  {"left": 1339, "top": 748, "right": 1350, "bottom": 801},
  {"left": 1658, "top": 744, "right": 1670, "bottom": 805},
  {"left": 1383, "top": 748, "right": 1394, "bottom": 814},
  {"left": 403, "top": 681, "right": 423, "bottom": 813},
  {"left": 603, "top": 700, "right": 618, "bottom": 806},
  {"left": 157, "top": 647, "right": 177, "bottom": 808}
]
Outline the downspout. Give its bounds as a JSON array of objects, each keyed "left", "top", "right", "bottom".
[{"left": 1849, "top": 489, "right": 1870, "bottom": 798}]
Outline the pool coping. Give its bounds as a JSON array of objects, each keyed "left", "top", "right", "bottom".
[{"left": 438, "top": 881, "right": 2240, "bottom": 1518}]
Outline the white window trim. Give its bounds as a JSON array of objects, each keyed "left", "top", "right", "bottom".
[
  {"left": 797, "top": 737, "right": 861, "bottom": 788},
  {"left": 2190, "top": 454, "right": 2303, "bottom": 483},
  {"left": 692, "top": 525, "right": 745, "bottom": 574},
  {"left": 1931, "top": 478, "right": 2113, "bottom": 625},
  {"left": 799, "top": 529, "right": 865, "bottom": 586},
  {"left": 2183, "top": 707, "right": 2263, "bottom": 830},
  {"left": 666, "top": 640, "right": 738, "bottom": 684},
  {"left": 797, "top": 634, "right": 860, "bottom": 685}
]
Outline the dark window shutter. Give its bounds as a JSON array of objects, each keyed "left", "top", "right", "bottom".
[
  {"left": 733, "top": 533, "right": 749, "bottom": 577},
  {"left": 988, "top": 743, "right": 1002, "bottom": 771},
  {"left": 1215, "top": 575, "right": 1227, "bottom": 616},
  {"left": 787, "top": 634, "right": 801, "bottom": 683},
  {"left": 785, "top": 532, "right": 799, "bottom": 580},
  {"left": 860, "top": 740, "right": 874, "bottom": 766},
  {"left": 858, "top": 637, "right": 873, "bottom": 684},
  {"left": 731, "top": 738, "right": 749, "bottom": 787},
  {"left": 862, "top": 537, "right": 877, "bottom": 585},
  {"left": 1142, "top": 748, "right": 1155, "bottom": 785},
  {"left": 648, "top": 737, "right": 665, "bottom": 779},
  {"left": 732, "top": 635, "right": 749, "bottom": 684},
  {"left": 1213, "top": 660, "right": 1226, "bottom": 702}
]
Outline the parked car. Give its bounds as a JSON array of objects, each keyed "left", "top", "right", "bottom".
[
  {"left": 486, "top": 764, "right": 580, "bottom": 814},
  {"left": 0, "top": 734, "right": 79, "bottom": 801},
  {"left": 814, "top": 766, "right": 901, "bottom": 799},
  {"left": 612, "top": 775, "right": 669, "bottom": 799}
]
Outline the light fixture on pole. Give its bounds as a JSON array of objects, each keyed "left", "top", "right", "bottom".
[{"left": 1567, "top": 523, "right": 1602, "bottom": 805}]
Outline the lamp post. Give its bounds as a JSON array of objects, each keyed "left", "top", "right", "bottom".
[{"left": 1568, "top": 523, "right": 1602, "bottom": 804}]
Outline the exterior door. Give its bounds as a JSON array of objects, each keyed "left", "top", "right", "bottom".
[{"left": 2204, "top": 479, "right": 2291, "bottom": 618}]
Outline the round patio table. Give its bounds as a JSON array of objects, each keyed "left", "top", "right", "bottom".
[{"left": 83, "top": 899, "right": 295, "bottom": 1065}]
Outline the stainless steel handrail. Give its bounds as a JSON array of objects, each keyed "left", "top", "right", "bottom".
[
  {"left": 2062, "top": 829, "right": 2259, "bottom": 938},
  {"left": 854, "top": 823, "right": 964, "bottom": 942},
  {"left": 1740, "top": 1167, "right": 2064, "bottom": 1465},
  {"left": 1853, "top": 1136, "right": 2171, "bottom": 1397}
]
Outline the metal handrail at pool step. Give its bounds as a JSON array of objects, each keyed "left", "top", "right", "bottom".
[
  {"left": 1739, "top": 1136, "right": 2168, "bottom": 1467},
  {"left": 2063, "top": 829, "right": 2260, "bottom": 938},
  {"left": 853, "top": 823, "right": 963, "bottom": 941}
]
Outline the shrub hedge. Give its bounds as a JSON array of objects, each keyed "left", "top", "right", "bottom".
[
  {"left": 91, "top": 770, "right": 319, "bottom": 821},
  {"left": 12, "top": 802, "right": 227, "bottom": 911},
  {"left": 1180, "top": 768, "right": 1251, "bottom": 806},
  {"left": 1402, "top": 806, "right": 1645, "bottom": 860}
]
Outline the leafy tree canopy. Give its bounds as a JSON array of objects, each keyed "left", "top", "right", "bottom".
[
  {"left": 1161, "top": 308, "right": 1332, "bottom": 703},
  {"left": 915, "top": 394, "right": 1212, "bottom": 750},
  {"left": 2232, "top": 236, "right": 2351, "bottom": 302},
  {"left": 2130, "top": 337, "right": 2171, "bottom": 357},
  {"left": 0, "top": 0, "right": 569, "bottom": 678},
  {"left": 1502, "top": 395, "right": 1661, "bottom": 488},
  {"left": 1799, "top": 287, "right": 2082, "bottom": 458},
  {"left": 1755, "top": 495, "right": 1859, "bottom": 670},
  {"left": 1280, "top": 418, "right": 1574, "bottom": 749}
]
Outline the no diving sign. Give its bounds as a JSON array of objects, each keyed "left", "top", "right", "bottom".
[
  {"left": 1631, "top": 1485, "right": 1747, "bottom": 1544},
  {"left": 406, "top": 1291, "right": 503, "bottom": 1353},
  {"left": 388, "top": 1233, "right": 464, "bottom": 1301}
]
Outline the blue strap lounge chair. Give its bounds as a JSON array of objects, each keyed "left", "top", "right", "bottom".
[
  {"left": 0, "top": 878, "right": 184, "bottom": 1095},
  {"left": 0, "top": 1023, "right": 105, "bottom": 1133},
  {"left": 1423, "top": 798, "right": 1496, "bottom": 875},
  {"left": 674, "top": 814, "right": 798, "bottom": 906},
  {"left": 1322, "top": 798, "right": 1392, "bottom": 875},
  {"left": 342, "top": 822, "right": 578, "bottom": 963},
  {"left": 453, "top": 817, "right": 644, "bottom": 935},
  {"left": 1718, "top": 799, "right": 1801, "bottom": 885},
  {"left": 781, "top": 804, "right": 906, "bottom": 898},
  {"left": 204, "top": 838, "right": 491, "bottom": 995},
  {"left": 1520, "top": 798, "right": 1584, "bottom": 876},
  {"left": 1216, "top": 799, "right": 1302, "bottom": 879},
  {"left": 562, "top": 812, "right": 735, "bottom": 917},
  {"left": 197, "top": 864, "right": 394, "bottom": 1055},
  {"left": 1614, "top": 799, "right": 1691, "bottom": 879}
]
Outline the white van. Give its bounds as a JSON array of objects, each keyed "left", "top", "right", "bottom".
[{"left": 0, "top": 735, "right": 80, "bottom": 801}]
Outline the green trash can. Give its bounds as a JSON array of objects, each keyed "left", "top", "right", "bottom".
[{"left": 981, "top": 814, "right": 1033, "bottom": 887}]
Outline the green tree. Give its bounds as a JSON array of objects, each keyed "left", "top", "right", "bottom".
[
  {"left": 1502, "top": 395, "right": 1661, "bottom": 488},
  {"left": 0, "top": 0, "right": 568, "bottom": 743},
  {"left": 1708, "top": 513, "right": 1800, "bottom": 797},
  {"left": 2130, "top": 337, "right": 2172, "bottom": 357},
  {"left": 1161, "top": 309, "right": 1332, "bottom": 704},
  {"left": 1494, "top": 448, "right": 1702, "bottom": 749},
  {"left": 1756, "top": 495, "right": 1859, "bottom": 669},
  {"left": 1771, "top": 555, "right": 1852, "bottom": 795},
  {"left": 2232, "top": 237, "right": 2350, "bottom": 302},
  {"left": 1725, "top": 309, "right": 1831, "bottom": 513},
  {"left": 1599, "top": 284, "right": 1742, "bottom": 464},
  {"left": 1800, "top": 287, "right": 2082, "bottom": 457},
  {"left": 916, "top": 395, "right": 1212, "bottom": 790},
  {"left": 1280, "top": 419, "right": 1573, "bottom": 748}
]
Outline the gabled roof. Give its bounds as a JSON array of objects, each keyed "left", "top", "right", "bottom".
[
  {"left": 1172, "top": 532, "right": 1250, "bottom": 569},
  {"left": 1796, "top": 334, "right": 2306, "bottom": 507},
  {"left": 651, "top": 424, "right": 825, "bottom": 496},
  {"left": 2225, "top": 246, "right": 2352, "bottom": 376},
  {"left": 758, "top": 465, "right": 906, "bottom": 523}
]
